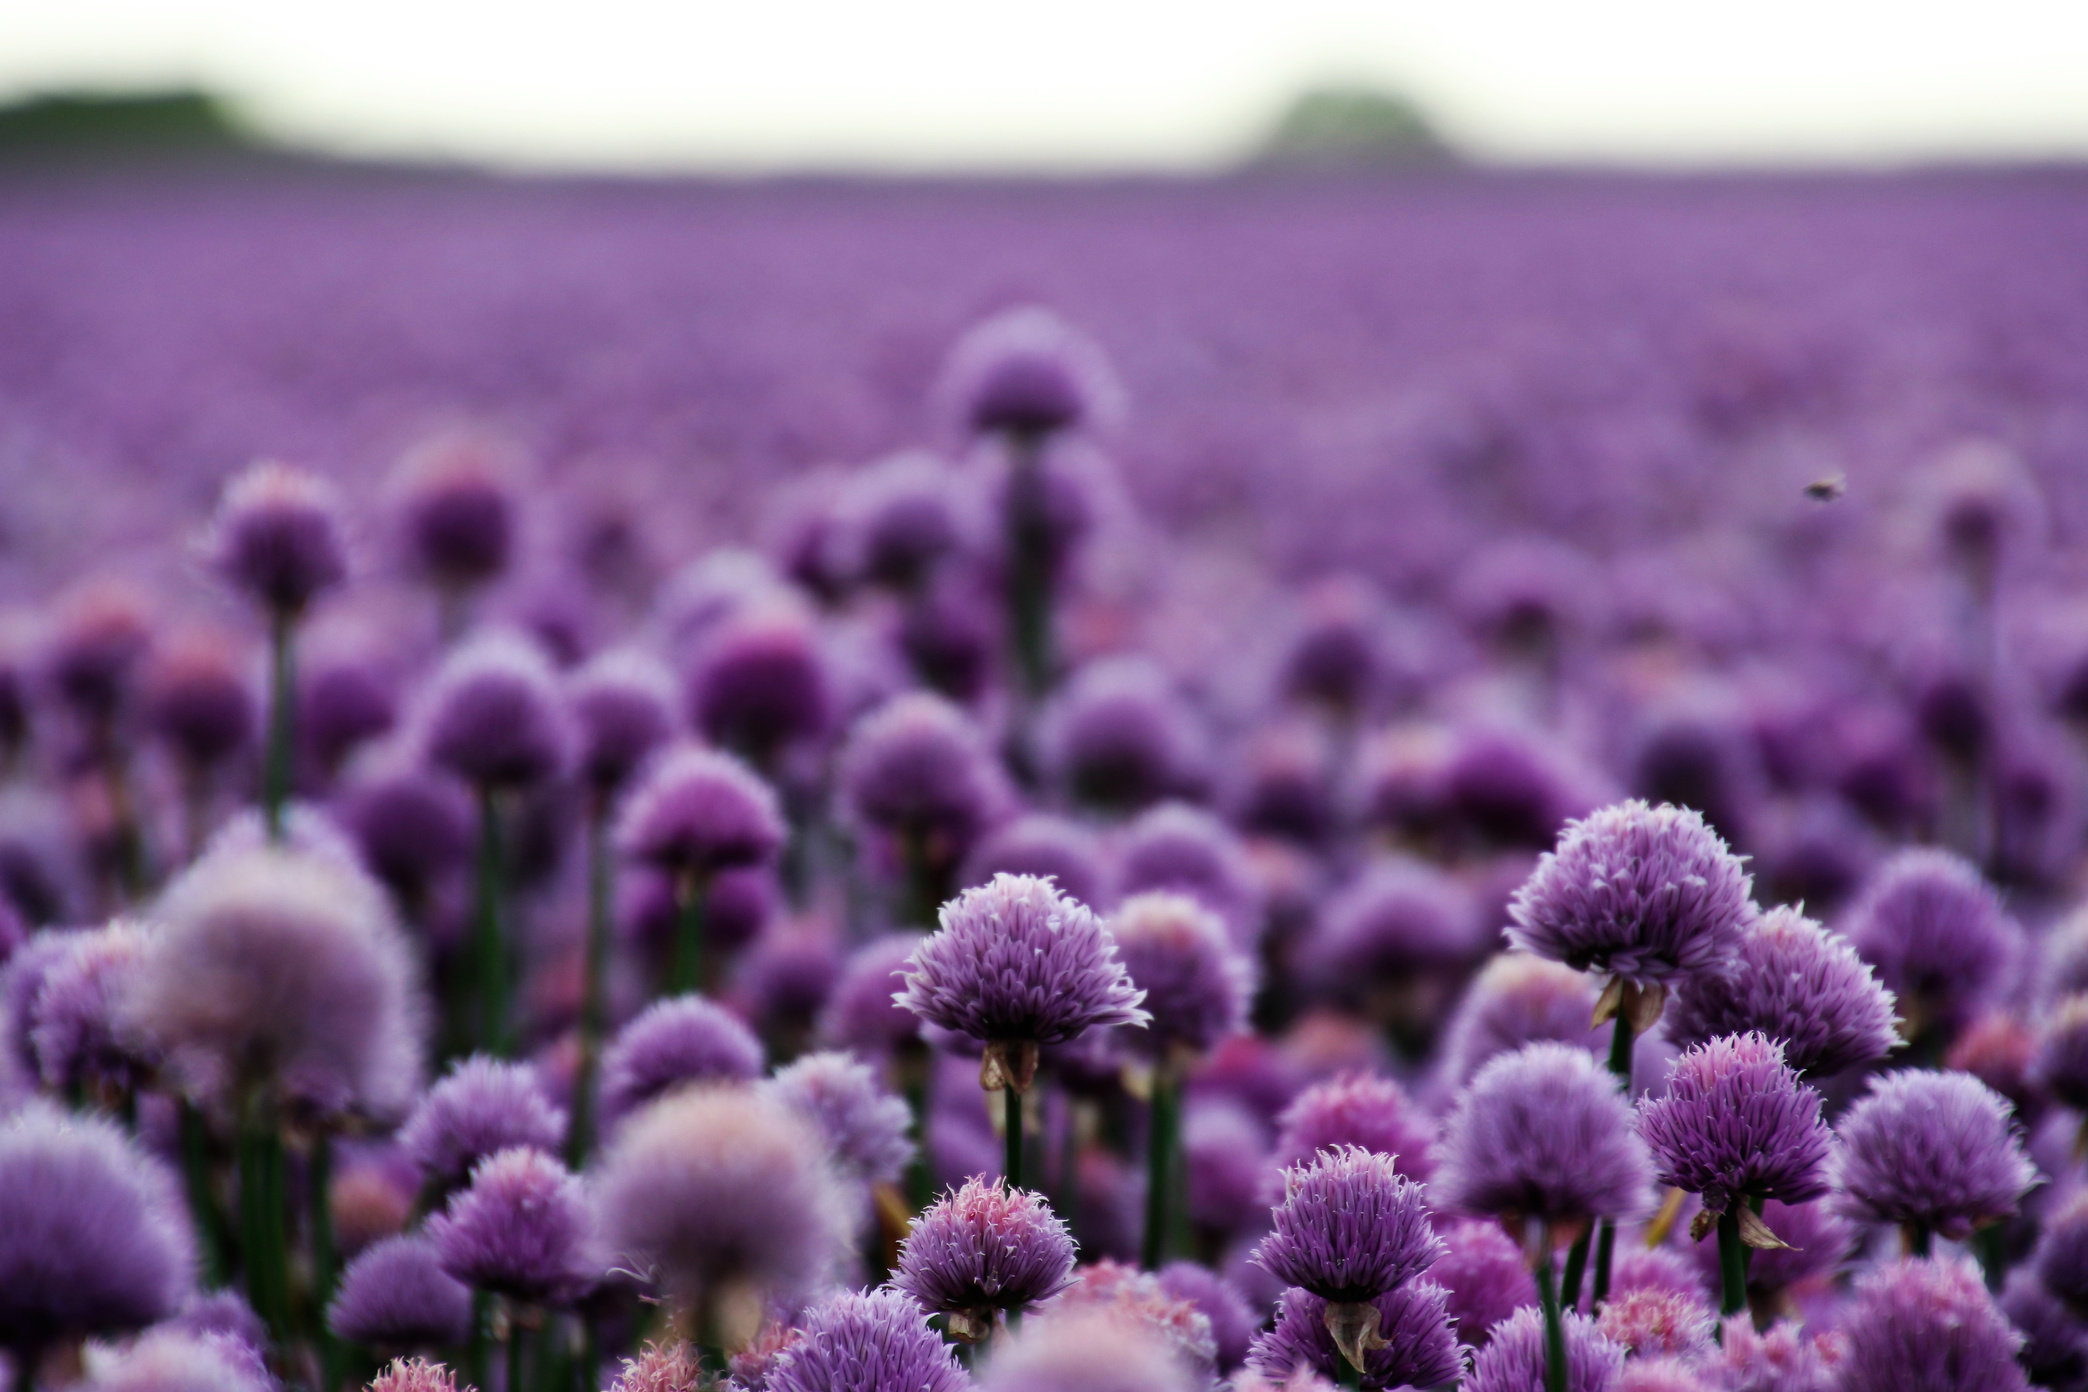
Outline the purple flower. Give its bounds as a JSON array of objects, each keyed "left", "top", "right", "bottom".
[
  {"left": 976, "top": 1307, "right": 1193, "bottom": 1392},
  {"left": 1600, "top": 1247, "right": 1708, "bottom": 1308},
  {"left": 1042, "top": 658, "right": 1206, "bottom": 814},
  {"left": 1155, "top": 1262, "right": 1258, "bottom": 1371},
  {"left": 1281, "top": 575, "right": 1387, "bottom": 716},
  {"left": 85, "top": 1329, "right": 273, "bottom": 1392},
  {"left": 817, "top": 933, "right": 924, "bottom": 1057},
  {"left": 896, "top": 874, "right": 1148, "bottom": 1055},
  {"left": 1613, "top": 1360, "right": 1719, "bottom": 1392},
  {"left": 1108, "top": 891, "right": 1254, "bottom": 1058},
  {"left": 766, "top": 1288, "right": 968, "bottom": 1392},
  {"left": 1115, "top": 802, "right": 1260, "bottom": 942},
  {"left": 938, "top": 305, "right": 1125, "bottom": 441},
  {"left": 1308, "top": 858, "right": 1483, "bottom": 997},
  {"left": 1836, "top": 1257, "right": 2028, "bottom": 1392},
  {"left": 1507, "top": 799, "right": 1753, "bottom": 986},
  {"left": 146, "top": 632, "right": 257, "bottom": 771},
  {"left": 389, "top": 429, "right": 518, "bottom": 592},
  {"left": 2034, "top": 993, "right": 2088, "bottom": 1112},
  {"left": 1428, "top": 1219, "right": 1536, "bottom": 1346},
  {"left": 1434, "top": 1042, "right": 1655, "bottom": 1229},
  {"left": 761, "top": 1049, "right": 915, "bottom": 1187},
  {"left": 892, "top": 1177, "right": 1076, "bottom": 1331},
  {"left": 1594, "top": 1286, "right": 1712, "bottom": 1359},
  {"left": 28, "top": 919, "right": 160, "bottom": 1099},
  {"left": 1843, "top": 848, "right": 2021, "bottom": 1041},
  {"left": 45, "top": 579, "right": 153, "bottom": 727},
  {"left": 0, "top": 1105, "right": 193, "bottom": 1353},
  {"left": 594, "top": 1084, "right": 848, "bottom": 1316},
  {"left": 610, "top": 1343, "right": 699, "bottom": 1392},
  {"left": 127, "top": 843, "right": 423, "bottom": 1117},
  {"left": 566, "top": 647, "right": 678, "bottom": 793},
  {"left": 1831, "top": 1069, "right": 2038, "bottom": 1240},
  {"left": 420, "top": 630, "right": 572, "bottom": 790},
  {"left": 1685, "top": 1198, "right": 1851, "bottom": 1300},
  {"left": 343, "top": 765, "right": 474, "bottom": 907},
  {"left": 1461, "top": 1306, "right": 1623, "bottom": 1392},
  {"left": 369, "top": 1356, "right": 468, "bottom": 1392},
  {"left": 615, "top": 745, "right": 785, "bottom": 879},
  {"left": 1182, "top": 1097, "right": 1276, "bottom": 1237},
  {"left": 428, "top": 1146, "right": 595, "bottom": 1305},
  {"left": 3, "top": 932, "right": 79, "bottom": 1081},
  {"left": 1273, "top": 1071, "right": 1437, "bottom": 1183},
  {"left": 1665, "top": 906, "right": 1900, "bottom": 1076},
  {"left": 206, "top": 460, "right": 350, "bottom": 616},
  {"left": 1636, "top": 1033, "right": 1831, "bottom": 1215},
  {"left": 599, "top": 994, "right": 764, "bottom": 1125},
  {"left": 839, "top": 693, "right": 1008, "bottom": 859},
  {"left": 835, "top": 451, "right": 965, "bottom": 591},
  {"left": 961, "top": 814, "right": 1110, "bottom": 912},
  {"left": 1047, "top": 1260, "right": 1218, "bottom": 1376},
  {"left": 171, "top": 1289, "right": 267, "bottom": 1355},
  {"left": 1253, "top": 1145, "right": 1441, "bottom": 1302},
  {"left": 685, "top": 609, "right": 830, "bottom": 766},
  {"left": 300, "top": 645, "right": 398, "bottom": 775},
  {"left": 1999, "top": 1269, "right": 2088, "bottom": 1389},
  {"left": 2032, "top": 1193, "right": 2088, "bottom": 1313},
  {"left": 1437, "top": 952, "right": 1607, "bottom": 1088},
  {"left": 1716, "top": 1319, "right": 1844, "bottom": 1392},
  {"left": 399, "top": 1054, "right": 567, "bottom": 1191},
  {"left": 1245, "top": 1283, "right": 1467, "bottom": 1391},
  {"left": 328, "top": 1233, "right": 474, "bottom": 1348}
]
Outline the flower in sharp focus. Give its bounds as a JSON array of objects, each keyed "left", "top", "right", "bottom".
[
  {"left": 206, "top": 460, "right": 350, "bottom": 617},
  {"left": 1664, "top": 905, "right": 1899, "bottom": 1076},
  {"left": 892, "top": 1177, "right": 1076, "bottom": 1336},
  {"left": 1252, "top": 1145, "right": 1442, "bottom": 1302},
  {"left": 1830, "top": 1069, "right": 2037, "bottom": 1240},
  {"left": 328, "top": 1233, "right": 474, "bottom": 1349},
  {"left": 399, "top": 1054, "right": 567, "bottom": 1193},
  {"left": 368, "top": 1356, "right": 471, "bottom": 1392},
  {"left": 1461, "top": 1307, "right": 1623, "bottom": 1392},
  {"left": 765, "top": 1287, "right": 969, "bottom": 1392},
  {"left": 428, "top": 1146, "right": 596, "bottom": 1306},
  {"left": 1507, "top": 799, "right": 1753, "bottom": 987},
  {"left": 1635, "top": 1033, "right": 1831, "bottom": 1217},
  {"left": 1245, "top": 1284, "right": 1467, "bottom": 1392},
  {"left": 1835, "top": 1257, "right": 2027, "bottom": 1392},
  {"left": 1107, "top": 891, "right": 1254, "bottom": 1059},
  {"left": 615, "top": 744, "right": 785, "bottom": 879},
  {"left": 1433, "top": 1041, "right": 1654, "bottom": 1232}
]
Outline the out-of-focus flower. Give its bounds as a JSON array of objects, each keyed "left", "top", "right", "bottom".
[
  {"left": 1246, "top": 1283, "right": 1467, "bottom": 1391},
  {"left": 939, "top": 305, "right": 1125, "bottom": 442},
  {"left": 1272, "top": 1070, "right": 1437, "bottom": 1182},
  {"left": 1999, "top": 1268, "right": 2088, "bottom": 1389},
  {"left": 616, "top": 745, "right": 785, "bottom": 879},
  {"left": 766, "top": 1287, "right": 968, "bottom": 1392},
  {"left": 761, "top": 1049, "right": 914, "bottom": 1187},
  {"left": 1437, "top": 952, "right": 1606, "bottom": 1088},
  {"left": 685, "top": 609, "right": 829, "bottom": 768},
  {"left": 1155, "top": 1261, "right": 1258, "bottom": 1372},
  {"left": 420, "top": 631, "right": 572, "bottom": 791},
  {"left": 609, "top": 1343, "right": 700, "bottom": 1392},
  {"left": 893, "top": 1177, "right": 1076, "bottom": 1339},
  {"left": 84, "top": 1328, "right": 273, "bottom": 1392},
  {"left": 1716, "top": 1318, "right": 1844, "bottom": 1392},
  {"left": 28, "top": 918, "right": 160, "bottom": 1100},
  {"left": 1427, "top": 1218, "right": 1536, "bottom": 1347},
  {"left": 839, "top": 692, "right": 1009, "bottom": 892},
  {"left": 343, "top": 764, "right": 474, "bottom": 912},
  {"left": 1636, "top": 1033, "right": 1831, "bottom": 1218},
  {"left": 328, "top": 1233, "right": 474, "bottom": 1349},
  {"left": 599, "top": 994, "right": 764, "bottom": 1125},
  {"left": 834, "top": 452, "right": 966, "bottom": 592},
  {"left": 1831, "top": 1070, "right": 2037, "bottom": 1241},
  {"left": 2032, "top": 1193, "right": 2088, "bottom": 1314},
  {"left": 1108, "top": 891, "right": 1253, "bottom": 1059},
  {"left": 390, "top": 430, "right": 519, "bottom": 594},
  {"left": 1461, "top": 1306, "right": 1623, "bottom": 1392},
  {"left": 206, "top": 460, "right": 351, "bottom": 617},
  {"left": 976, "top": 1308, "right": 1191, "bottom": 1392},
  {"left": 1842, "top": 848, "right": 2020, "bottom": 1043},
  {"left": 1116, "top": 802, "right": 1259, "bottom": 942},
  {"left": 817, "top": 933, "right": 923, "bottom": 1058},
  {"left": 2034, "top": 993, "right": 2088, "bottom": 1113},
  {"left": 1048, "top": 1259, "right": 1217, "bottom": 1376},
  {"left": 146, "top": 630, "right": 256, "bottom": 774},
  {"left": 1835, "top": 1256, "right": 2027, "bottom": 1392},
  {"left": 1685, "top": 1198, "right": 1852, "bottom": 1302},
  {"left": 1595, "top": 1286, "right": 1713, "bottom": 1360},
  {"left": 566, "top": 647, "right": 678, "bottom": 794},
  {"left": 1042, "top": 658, "right": 1207, "bottom": 814},
  {"left": 399, "top": 1054, "right": 566, "bottom": 1192},
  {"left": 961, "top": 813, "right": 1110, "bottom": 912},
  {"left": 1664, "top": 906, "right": 1899, "bottom": 1076}
]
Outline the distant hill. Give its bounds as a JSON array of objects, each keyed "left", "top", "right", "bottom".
[
  {"left": 1256, "top": 86, "right": 1455, "bottom": 168},
  {"left": 0, "top": 90, "right": 252, "bottom": 157}
]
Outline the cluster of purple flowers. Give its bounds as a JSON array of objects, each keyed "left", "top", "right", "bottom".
[{"left": 0, "top": 259, "right": 2086, "bottom": 1392}]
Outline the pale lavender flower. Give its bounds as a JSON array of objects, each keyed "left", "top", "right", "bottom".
[
  {"left": 1273, "top": 1071, "right": 1437, "bottom": 1183},
  {"left": 368, "top": 1356, "right": 469, "bottom": 1392},
  {"left": 761, "top": 1049, "right": 915, "bottom": 1187},
  {"left": 1507, "top": 800, "right": 1753, "bottom": 986},
  {"left": 1831, "top": 1069, "right": 2038, "bottom": 1240},
  {"left": 28, "top": 919, "right": 160, "bottom": 1099},
  {"left": 975, "top": 1308, "right": 1192, "bottom": 1392},
  {"left": 962, "top": 814, "right": 1110, "bottom": 912},
  {"left": 1717, "top": 1319, "right": 1844, "bottom": 1392},
  {"left": 765, "top": 1287, "right": 969, "bottom": 1392},
  {"left": 1049, "top": 1259, "right": 1217, "bottom": 1376},
  {"left": 399, "top": 1055, "right": 567, "bottom": 1191},
  {"left": 1837, "top": 1257, "right": 2027, "bottom": 1392},
  {"left": 599, "top": 994, "right": 764, "bottom": 1124},
  {"left": 1595, "top": 1286, "right": 1713, "bottom": 1359},
  {"left": 1155, "top": 1262, "right": 1258, "bottom": 1372},
  {"left": 1437, "top": 953, "right": 1607, "bottom": 1088},
  {"left": 1428, "top": 1218, "right": 1537, "bottom": 1346},
  {"left": 84, "top": 1328, "right": 272, "bottom": 1392}
]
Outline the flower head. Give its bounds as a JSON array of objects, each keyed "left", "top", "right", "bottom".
[
  {"left": 594, "top": 1084, "right": 848, "bottom": 1316},
  {"left": 399, "top": 1055, "right": 567, "bottom": 1192},
  {"left": 940, "top": 305, "right": 1125, "bottom": 441},
  {"left": 1108, "top": 892, "right": 1253, "bottom": 1058},
  {"left": 1665, "top": 906, "right": 1899, "bottom": 1076},
  {"left": 1717, "top": 1319, "right": 1844, "bottom": 1392},
  {"left": 146, "top": 631, "right": 257, "bottom": 770},
  {"left": 1462, "top": 1307, "right": 1623, "bottom": 1392},
  {"left": 963, "top": 814, "right": 1110, "bottom": 912},
  {"left": 766, "top": 1288, "right": 969, "bottom": 1392},
  {"left": 1836, "top": 1257, "right": 2027, "bottom": 1392},
  {"left": 207, "top": 460, "right": 350, "bottom": 616},
  {"left": 1272, "top": 1072, "right": 1437, "bottom": 1183},
  {"left": 1434, "top": 1042, "right": 1654, "bottom": 1229},
  {"left": 840, "top": 693, "right": 1008, "bottom": 860},
  {"left": 420, "top": 631, "right": 571, "bottom": 790},
  {"left": 1831, "top": 1069, "right": 2037, "bottom": 1239},
  {"left": 390, "top": 429, "right": 518, "bottom": 591},
  {"left": 369, "top": 1356, "right": 469, "bottom": 1392},
  {"left": 2032, "top": 1192, "right": 2088, "bottom": 1313},
  {"left": 1308, "top": 859, "right": 1484, "bottom": 996},
  {"left": 599, "top": 994, "right": 764, "bottom": 1125},
  {"left": 1042, "top": 658, "right": 1206, "bottom": 814},
  {"left": 761, "top": 1049, "right": 915, "bottom": 1187},
  {"left": 1999, "top": 1269, "right": 2088, "bottom": 1389},
  {"left": 1049, "top": 1260, "right": 1217, "bottom": 1376},
  {"left": 0, "top": 1105, "right": 193, "bottom": 1351},
  {"left": 1636, "top": 1033, "right": 1831, "bottom": 1215},
  {"left": 328, "top": 1233, "right": 474, "bottom": 1348},
  {"left": 1427, "top": 1218, "right": 1536, "bottom": 1347},
  {"left": 609, "top": 1344, "right": 699, "bottom": 1392},
  {"left": 429, "top": 1146, "right": 595, "bottom": 1305},
  {"left": 86, "top": 1329, "right": 272, "bottom": 1392},
  {"left": 616, "top": 745, "right": 785, "bottom": 879},
  {"left": 892, "top": 1177, "right": 1076, "bottom": 1328},
  {"left": 1843, "top": 849, "right": 2020, "bottom": 1040},
  {"left": 1437, "top": 952, "right": 1607, "bottom": 1088},
  {"left": 567, "top": 648, "right": 678, "bottom": 793},
  {"left": 1507, "top": 799, "right": 1752, "bottom": 986},
  {"left": 1116, "top": 802, "right": 1259, "bottom": 942},
  {"left": 2034, "top": 993, "right": 2088, "bottom": 1111},
  {"left": 1245, "top": 1283, "right": 1467, "bottom": 1392},
  {"left": 28, "top": 919, "right": 160, "bottom": 1099},
  {"left": 128, "top": 843, "right": 422, "bottom": 1117},
  {"left": 837, "top": 451, "right": 965, "bottom": 590},
  {"left": 343, "top": 767, "right": 474, "bottom": 906},
  {"left": 1596, "top": 1286, "right": 1713, "bottom": 1360},
  {"left": 977, "top": 1308, "right": 1190, "bottom": 1392},
  {"left": 896, "top": 874, "right": 1148, "bottom": 1052},
  {"left": 1253, "top": 1146, "right": 1442, "bottom": 1302},
  {"left": 817, "top": 933, "right": 924, "bottom": 1057},
  {"left": 686, "top": 610, "right": 830, "bottom": 764},
  {"left": 1154, "top": 1261, "right": 1258, "bottom": 1372}
]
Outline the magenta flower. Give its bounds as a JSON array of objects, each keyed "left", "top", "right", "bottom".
[
  {"left": 1636, "top": 1033, "right": 1831, "bottom": 1217},
  {"left": 1836, "top": 1257, "right": 2027, "bottom": 1392},
  {"left": 1664, "top": 905, "right": 1900, "bottom": 1076},
  {"left": 892, "top": 1177, "right": 1076, "bottom": 1337},
  {"left": 1831, "top": 1069, "right": 2038, "bottom": 1241},
  {"left": 766, "top": 1288, "right": 969, "bottom": 1392},
  {"left": 1253, "top": 1146, "right": 1442, "bottom": 1303},
  {"left": 1508, "top": 799, "right": 1753, "bottom": 987}
]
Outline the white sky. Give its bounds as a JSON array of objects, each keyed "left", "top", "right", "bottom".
[{"left": 1, "top": 0, "right": 2086, "bottom": 171}]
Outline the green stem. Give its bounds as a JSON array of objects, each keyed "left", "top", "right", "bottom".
[
  {"left": 579, "top": 1313, "right": 599, "bottom": 1392},
  {"left": 1003, "top": 434, "right": 1054, "bottom": 699},
  {"left": 1591, "top": 1219, "right": 1618, "bottom": 1309},
  {"left": 1977, "top": 1223, "right": 2007, "bottom": 1290},
  {"left": 1536, "top": 1238, "right": 1568, "bottom": 1392},
  {"left": 12, "top": 1345, "right": 35, "bottom": 1392},
  {"left": 1717, "top": 1210, "right": 1748, "bottom": 1318},
  {"left": 264, "top": 608, "right": 296, "bottom": 843},
  {"left": 178, "top": 1098, "right": 225, "bottom": 1288},
  {"left": 902, "top": 1048, "right": 934, "bottom": 1214},
  {"left": 1559, "top": 1228, "right": 1590, "bottom": 1309},
  {"left": 1142, "top": 1064, "right": 1180, "bottom": 1270},
  {"left": 467, "top": 1291, "right": 491, "bottom": 1392},
  {"left": 567, "top": 802, "right": 613, "bottom": 1167},
  {"left": 668, "top": 873, "right": 708, "bottom": 997},
  {"left": 1590, "top": 1010, "right": 1636, "bottom": 1307},
  {"left": 505, "top": 1315, "right": 527, "bottom": 1392},
  {"left": 1004, "top": 1084, "right": 1024, "bottom": 1192},
  {"left": 311, "top": 1132, "right": 340, "bottom": 1392},
  {"left": 237, "top": 1093, "right": 288, "bottom": 1343},
  {"left": 474, "top": 790, "right": 509, "bottom": 1055},
  {"left": 1907, "top": 1222, "right": 1934, "bottom": 1258},
  {"left": 1336, "top": 1349, "right": 1362, "bottom": 1389}
]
